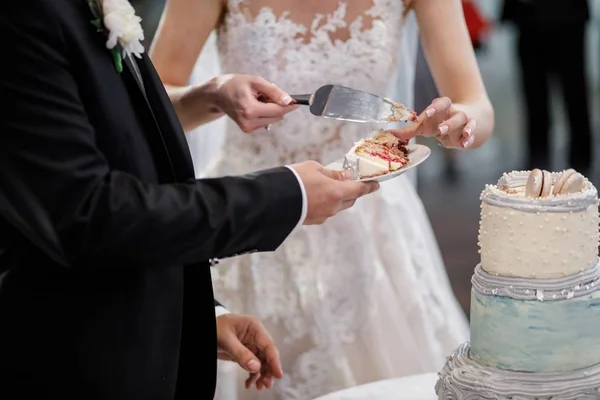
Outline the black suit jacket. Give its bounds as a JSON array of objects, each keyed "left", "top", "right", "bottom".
[
  {"left": 0, "top": 1, "right": 302, "bottom": 399},
  {"left": 501, "top": 0, "right": 589, "bottom": 26}
]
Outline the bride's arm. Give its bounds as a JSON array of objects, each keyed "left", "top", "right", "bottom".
[
  {"left": 413, "top": 0, "right": 494, "bottom": 149},
  {"left": 150, "top": 0, "right": 225, "bottom": 131},
  {"left": 150, "top": 0, "right": 295, "bottom": 133}
]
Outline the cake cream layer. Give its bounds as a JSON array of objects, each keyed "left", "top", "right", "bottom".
[
  {"left": 346, "top": 131, "right": 407, "bottom": 178},
  {"left": 346, "top": 139, "right": 385, "bottom": 177},
  {"left": 470, "top": 260, "right": 600, "bottom": 373},
  {"left": 345, "top": 149, "right": 389, "bottom": 177},
  {"left": 436, "top": 342, "right": 600, "bottom": 400},
  {"left": 479, "top": 170, "right": 599, "bottom": 278}
]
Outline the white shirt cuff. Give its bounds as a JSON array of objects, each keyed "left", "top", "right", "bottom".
[
  {"left": 215, "top": 306, "right": 230, "bottom": 318},
  {"left": 284, "top": 166, "right": 308, "bottom": 229}
]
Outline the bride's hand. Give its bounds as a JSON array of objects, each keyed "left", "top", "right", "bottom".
[
  {"left": 210, "top": 74, "right": 297, "bottom": 133},
  {"left": 390, "top": 97, "right": 478, "bottom": 149}
]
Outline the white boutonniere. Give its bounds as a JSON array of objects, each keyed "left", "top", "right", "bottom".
[{"left": 88, "top": 0, "right": 145, "bottom": 73}]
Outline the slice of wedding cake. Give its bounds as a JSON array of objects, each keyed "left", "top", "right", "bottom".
[
  {"left": 346, "top": 130, "right": 410, "bottom": 178},
  {"left": 436, "top": 169, "right": 600, "bottom": 399}
]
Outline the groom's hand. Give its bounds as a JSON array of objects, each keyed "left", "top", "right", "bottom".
[
  {"left": 216, "top": 313, "right": 282, "bottom": 390},
  {"left": 290, "top": 161, "right": 380, "bottom": 225}
]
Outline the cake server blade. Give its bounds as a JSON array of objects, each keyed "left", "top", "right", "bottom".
[{"left": 291, "top": 85, "right": 409, "bottom": 123}]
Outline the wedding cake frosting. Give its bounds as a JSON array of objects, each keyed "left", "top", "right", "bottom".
[
  {"left": 437, "top": 343, "right": 600, "bottom": 400},
  {"left": 436, "top": 169, "right": 600, "bottom": 399},
  {"left": 479, "top": 170, "right": 598, "bottom": 278}
]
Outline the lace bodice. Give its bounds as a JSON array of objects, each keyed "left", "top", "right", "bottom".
[{"left": 213, "top": 0, "right": 409, "bottom": 175}]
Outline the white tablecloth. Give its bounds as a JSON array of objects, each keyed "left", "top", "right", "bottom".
[{"left": 312, "top": 373, "right": 438, "bottom": 400}]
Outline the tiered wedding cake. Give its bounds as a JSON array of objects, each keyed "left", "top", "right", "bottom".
[{"left": 436, "top": 169, "right": 600, "bottom": 399}]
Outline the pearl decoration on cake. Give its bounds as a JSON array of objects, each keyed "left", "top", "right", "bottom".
[
  {"left": 472, "top": 260, "right": 600, "bottom": 301},
  {"left": 536, "top": 289, "right": 544, "bottom": 301}
]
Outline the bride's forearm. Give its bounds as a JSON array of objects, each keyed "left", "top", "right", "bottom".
[
  {"left": 151, "top": 0, "right": 226, "bottom": 133},
  {"left": 166, "top": 80, "right": 224, "bottom": 133},
  {"left": 415, "top": 0, "right": 495, "bottom": 149}
]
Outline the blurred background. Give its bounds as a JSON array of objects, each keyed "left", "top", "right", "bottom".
[{"left": 132, "top": 0, "right": 600, "bottom": 315}]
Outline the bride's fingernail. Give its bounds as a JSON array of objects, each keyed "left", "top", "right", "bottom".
[
  {"left": 462, "top": 136, "right": 474, "bottom": 148},
  {"left": 280, "top": 94, "right": 292, "bottom": 105},
  {"left": 425, "top": 108, "right": 436, "bottom": 117},
  {"left": 438, "top": 124, "right": 449, "bottom": 135},
  {"left": 464, "top": 127, "right": 472, "bottom": 137}
]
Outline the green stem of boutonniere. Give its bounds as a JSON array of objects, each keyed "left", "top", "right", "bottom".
[
  {"left": 110, "top": 48, "right": 124, "bottom": 73},
  {"left": 90, "top": 18, "right": 124, "bottom": 73},
  {"left": 91, "top": 18, "right": 102, "bottom": 32}
]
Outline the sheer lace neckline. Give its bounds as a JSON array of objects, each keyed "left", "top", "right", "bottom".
[{"left": 227, "top": 0, "right": 405, "bottom": 45}]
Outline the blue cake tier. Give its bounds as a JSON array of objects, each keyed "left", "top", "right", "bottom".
[{"left": 469, "top": 261, "right": 600, "bottom": 373}]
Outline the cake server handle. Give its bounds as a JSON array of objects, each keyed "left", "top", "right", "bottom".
[
  {"left": 257, "top": 94, "right": 312, "bottom": 105},
  {"left": 290, "top": 94, "right": 312, "bottom": 105}
]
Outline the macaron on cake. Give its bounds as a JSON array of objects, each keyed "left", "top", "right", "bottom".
[
  {"left": 525, "top": 169, "right": 552, "bottom": 198},
  {"left": 553, "top": 168, "right": 587, "bottom": 196},
  {"left": 525, "top": 168, "right": 586, "bottom": 199}
]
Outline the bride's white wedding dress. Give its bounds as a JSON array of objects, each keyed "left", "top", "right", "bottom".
[{"left": 189, "top": 1, "right": 469, "bottom": 399}]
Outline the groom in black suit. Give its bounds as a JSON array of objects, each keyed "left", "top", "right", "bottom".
[{"left": 0, "top": 1, "right": 378, "bottom": 399}]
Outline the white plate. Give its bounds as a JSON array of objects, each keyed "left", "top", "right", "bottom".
[{"left": 326, "top": 144, "right": 431, "bottom": 183}]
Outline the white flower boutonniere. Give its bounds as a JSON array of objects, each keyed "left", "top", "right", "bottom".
[{"left": 88, "top": 0, "right": 145, "bottom": 73}]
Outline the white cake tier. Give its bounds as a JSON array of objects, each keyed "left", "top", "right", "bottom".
[
  {"left": 470, "top": 261, "right": 600, "bottom": 373},
  {"left": 436, "top": 343, "right": 600, "bottom": 400},
  {"left": 479, "top": 171, "right": 599, "bottom": 278}
]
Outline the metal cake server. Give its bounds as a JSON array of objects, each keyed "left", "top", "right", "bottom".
[{"left": 291, "top": 85, "right": 407, "bottom": 123}]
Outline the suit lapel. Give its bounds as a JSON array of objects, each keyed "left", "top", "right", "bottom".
[
  {"left": 122, "top": 54, "right": 196, "bottom": 182},
  {"left": 134, "top": 56, "right": 197, "bottom": 181},
  {"left": 124, "top": 55, "right": 146, "bottom": 95}
]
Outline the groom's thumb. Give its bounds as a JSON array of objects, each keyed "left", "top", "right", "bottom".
[{"left": 224, "top": 336, "right": 262, "bottom": 373}]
